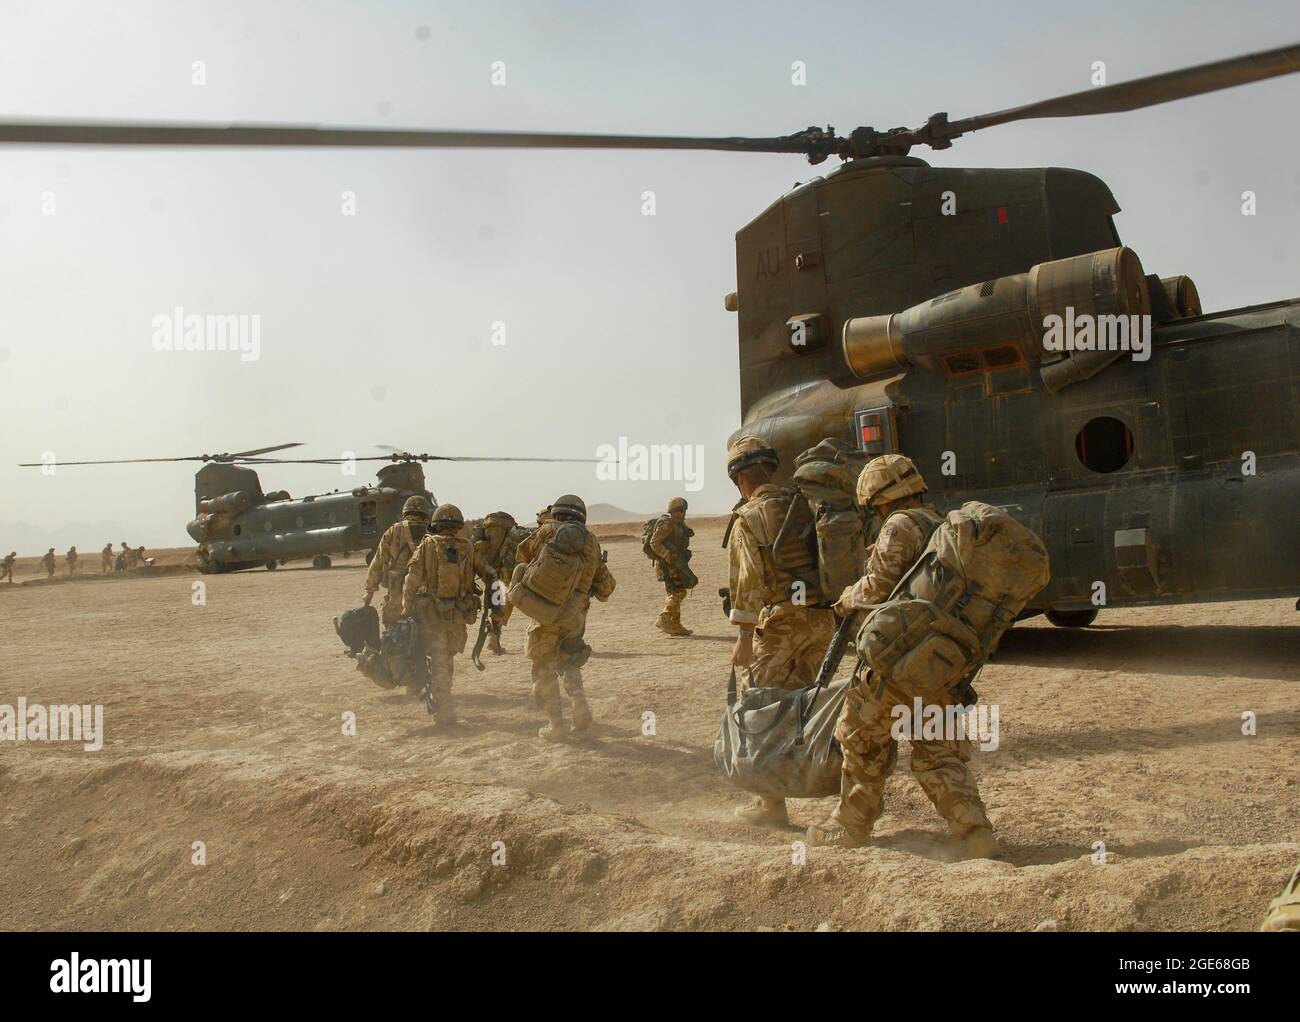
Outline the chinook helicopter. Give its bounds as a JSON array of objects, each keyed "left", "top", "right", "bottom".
[
  {"left": 18, "top": 444, "right": 596, "bottom": 573},
  {"left": 5, "top": 42, "right": 1300, "bottom": 619}
]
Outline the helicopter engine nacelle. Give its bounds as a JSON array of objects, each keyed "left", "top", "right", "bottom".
[
  {"left": 842, "top": 246, "right": 1150, "bottom": 390},
  {"left": 198, "top": 489, "right": 255, "bottom": 515}
]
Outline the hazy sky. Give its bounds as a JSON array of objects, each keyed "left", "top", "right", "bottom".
[{"left": 2, "top": 0, "right": 1299, "bottom": 548}]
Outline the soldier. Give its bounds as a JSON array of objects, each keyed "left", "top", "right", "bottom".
[
  {"left": 725, "top": 435, "right": 837, "bottom": 826},
  {"left": 66, "top": 546, "right": 78, "bottom": 575},
  {"left": 513, "top": 494, "right": 615, "bottom": 741},
  {"left": 101, "top": 542, "right": 113, "bottom": 573},
  {"left": 1, "top": 551, "right": 15, "bottom": 583},
  {"left": 471, "top": 511, "right": 522, "bottom": 654},
  {"left": 535, "top": 505, "right": 552, "bottom": 527},
  {"left": 116, "top": 542, "right": 129, "bottom": 573},
  {"left": 649, "top": 496, "right": 695, "bottom": 636},
  {"left": 363, "top": 496, "right": 431, "bottom": 627},
  {"left": 805, "top": 454, "right": 997, "bottom": 857},
  {"left": 122, "top": 543, "right": 140, "bottom": 571},
  {"left": 400, "top": 503, "right": 491, "bottom": 725},
  {"left": 41, "top": 548, "right": 56, "bottom": 577}
]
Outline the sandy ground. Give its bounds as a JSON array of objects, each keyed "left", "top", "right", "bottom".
[{"left": 1, "top": 518, "right": 1296, "bottom": 932}]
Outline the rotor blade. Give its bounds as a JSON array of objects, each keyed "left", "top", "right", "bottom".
[
  {"left": 0, "top": 120, "right": 822, "bottom": 155},
  {"left": 352, "top": 454, "right": 603, "bottom": 464},
  {"left": 226, "top": 442, "right": 304, "bottom": 459},
  {"left": 940, "top": 41, "right": 1300, "bottom": 138},
  {"left": 16, "top": 455, "right": 207, "bottom": 466}
]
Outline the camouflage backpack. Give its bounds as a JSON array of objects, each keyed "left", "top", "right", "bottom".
[
  {"left": 763, "top": 439, "right": 871, "bottom": 606},
  {"left": 857, "top": 501, "right": 1050, "bottom": 697}
]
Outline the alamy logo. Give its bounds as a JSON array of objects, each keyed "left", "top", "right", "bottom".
[
  {"left": 1042, "top": 306, "right": 1151, "bottom": 362},
  {"left": 49, "top": 954, "right": 151, "bottom": 1002},
  {"left": 0, "top": 698, "right": 103, "bottom": 751},
  {"left": 890, "top": 698, "right": 999, "bottom": 752},
  {"left": 151, "top": 306, "right": 261, "bottom": 362},
  {"left": 595, "top": 436, "right": 704, "bottom": 492}
]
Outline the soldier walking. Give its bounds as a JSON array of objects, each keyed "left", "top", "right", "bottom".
[
  {"left": 805, "top": 454, "right": 997, "bottom": 857},
  {"left": 648, "top": 497, "right": 695, "bottom": 636},
  {"left": 1, "top": 551, "right": 15, "bottom": 583},
  {"left": 512, "top": 494, "right": 615, "bottom": 741},
  {"left": 471, "top": 511, "right": 525, "bottom": 654},
  {"left": 363, "top": 496, "right": 431, "bottom": 627},
  {"left": 40, "top": 548, "right": 56, "bottom": 578},
  {"left": 101, "top": 542, "right": 113, "bottom": 573},
  {"left": 725, "top": 436, "right": 837, "bottom": 826},
  {"left": 401, "top": 504, "right": 492, "bottom": 725},
  {"left": 66, "top": 546, "right": 78, "bottom": 575}
]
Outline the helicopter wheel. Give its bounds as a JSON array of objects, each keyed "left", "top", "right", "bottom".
[
  {"left": 312, "top": 555, "right": 332, "bottom": 570},
  {"left": 1045, "top": 608, "right": 1099, "bottom": 628},
  {"left": 265, "top": 560, "right": 278, "bottom": 571}
]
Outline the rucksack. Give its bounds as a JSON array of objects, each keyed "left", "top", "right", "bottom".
[
  {"left": 334, "top": 604, "right": 380, "bottom": 654},
  {"left": 509, "top": 522, "right": 589, "bottom": 624},
  {"left": 640, "top": 517, "right": 662, "bottom": 561},
  {"left": 767, "top": 439, "right": 871, "bottom": 605},
  {"left": 857, "top": 501, "right": 1050, "bottom": 697}
]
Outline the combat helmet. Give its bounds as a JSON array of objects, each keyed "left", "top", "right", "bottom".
[
  {"left": 402, "top": 495, "right": 432, "bottom": 520},
  {"left": 726, "top": 434, "right": 779, "bottom": 478},
  {"left": 551, "top": 494, "right": 587, "bottom": 523},
  {"left": 857, "top": 454, "right": 927, "bottom": 508},
  {"left": 667, "top": 496, "right": 688, "bottom": 513},
  {"left": 431, "top": 503, "right": 465, "bottom": 528}
]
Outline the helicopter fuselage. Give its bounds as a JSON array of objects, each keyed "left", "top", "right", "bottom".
[{"left": 729, "top": 159, "right": 1300, "bottom": 613}]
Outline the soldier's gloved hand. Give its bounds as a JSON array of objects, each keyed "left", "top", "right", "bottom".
[
  {"left": 731, "top": 629, "right": 754, "bottom": 668},
  {"left": 362, "top": 589, "right": 374, "bottom": 607}
]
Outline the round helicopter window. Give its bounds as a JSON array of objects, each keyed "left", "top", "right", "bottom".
[{"left": 1075, "top": 416, "right": 1133, "bottom": 473}]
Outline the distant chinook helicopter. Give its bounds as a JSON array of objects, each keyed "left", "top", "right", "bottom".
[
  {"left": 19, "top": 444, "right": 595, "bottom": 573},
  {"left": 5, "top": 41, "right": 1299, "bottom": 618}
]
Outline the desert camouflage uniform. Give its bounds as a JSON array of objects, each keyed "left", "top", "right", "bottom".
[
  {"left": 829, "top": 503, "right": 993, "bottom": 841},
  {"left": 514, "top": 520, "right": 615, "bottom": 732},
  {"left": 101, "top": 544, "right": 113, "bottom": 573},
  {"left": 40, "top": 550, "right": 56, "bottom": 577},
  {"left": 66, "top": 547, "right": 78, "bottom": 575},
  {"left": 649, "top": 514, "right": 692, "bottom": 633},
  {"left": 472, "top": 513, "right": 523, "bottom": 652},
  {"left": 1, "top": 553, "right": 15, "bottom": 583},
  {"left": 365, "top": 520, "right": 426, "bottom": 627},
  {"left": 123, "top": 546, "right": 140, "bottom": 571},
  {"left": 728, "top": 483, "right": 837, "bottom": 692},
  {"left": 401, "top": 532, "right": 489, "bottom": 721}
]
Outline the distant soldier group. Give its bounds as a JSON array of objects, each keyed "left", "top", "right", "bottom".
[{"left": 355, "top": 492, "right": 616, "bottom": 735}]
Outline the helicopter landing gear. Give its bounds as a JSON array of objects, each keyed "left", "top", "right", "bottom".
[
  {"left": 311, "top": 555, "right": 332, "bottom": 569},
  {"left": 265, "top": 560, "right": 278, "bottom": 571},
  {"left": 1045, "top": 608, "right": 1099, "bottom": 628}
]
